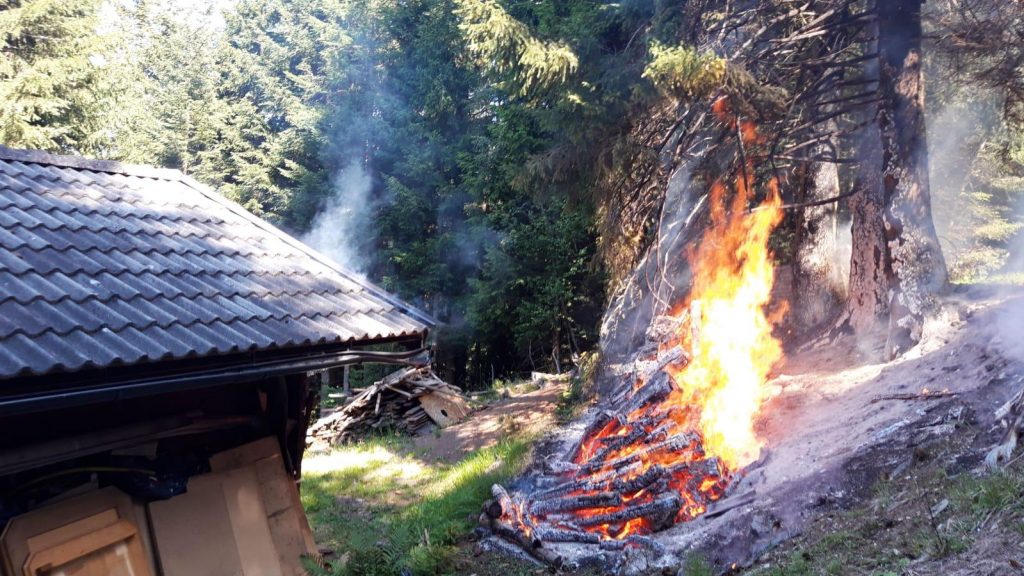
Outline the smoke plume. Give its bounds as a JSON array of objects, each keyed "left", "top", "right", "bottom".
[{"left": 302, "top": 160, "right": 378, "bottom": 275}]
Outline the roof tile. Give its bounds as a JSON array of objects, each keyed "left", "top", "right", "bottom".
[{"left": 0, "top": 148, "right": 433, "bottom": 380}]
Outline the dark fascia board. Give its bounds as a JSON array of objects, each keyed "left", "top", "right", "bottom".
[
  {"left": 0, "top": 333, "right": 426, "bottom": 400},
  {"left": 0, "top": 341, "right": 429, "bottom": 418}
]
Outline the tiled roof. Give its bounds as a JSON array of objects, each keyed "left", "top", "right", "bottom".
[{"left": 0, "top": 146, "right": 433, "bottom": 380}]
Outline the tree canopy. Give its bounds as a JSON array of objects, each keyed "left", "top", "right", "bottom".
[{"left": 3, "top": 0, "right": 1023, "bottom": 385}]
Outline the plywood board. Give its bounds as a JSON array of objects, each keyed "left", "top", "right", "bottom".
[
  {"left": 209, "top": 437, "right": 279, "bottom": 472},
  {"left": 220, "top": 467, "right": 283, "bottom": 576},
  {"left": 418, "top": 391, "right": 471, "bottom": 427},
  {"left": 24, "top": 510, "right": 118, "bottom": 558},
  {"left": 148, "top": 475, "right": 244, "bottom": 576},
  {"left": 24, "top": 519, "right": 150, "bottom": 576},
  {"left": 1, "top": 488, "right": 138, "bottom": 576},
  {"left": 148, "top": 467, "right": 284, "bottom": 576},
  {"left": 209, "top": 438, "right": 317, "bottom": 574}
]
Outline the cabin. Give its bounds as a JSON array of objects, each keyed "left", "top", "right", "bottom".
[{"left": 0, "top": 146, "right": 433, "bottom": 575}]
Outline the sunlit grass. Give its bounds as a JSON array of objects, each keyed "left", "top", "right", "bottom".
[
  {"left": 950, "top": 271, "right": 1024, "bottom": 286},
  {"left": 302, "top": 433, "right": 537, "bottom": 576}
]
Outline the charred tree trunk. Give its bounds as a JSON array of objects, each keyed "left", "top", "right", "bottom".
[
  {"left": 843, "top": 15, "right": 891, "bottom": 341},
  {"left": 876, "top": 0, "right": 948, "bottom": 358},
  {"left": 843, "top": 0, "right": 947, "bottom": 356},
  {"left": 846, "top": 118, "right": 890, "bottom": 338}
]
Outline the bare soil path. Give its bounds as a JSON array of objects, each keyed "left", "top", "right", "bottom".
[{"left": 411, "top": 382, "right": 568, "bottom": 463}]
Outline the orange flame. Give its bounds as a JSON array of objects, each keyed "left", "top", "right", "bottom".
[{"left": 668, "top": 170, "right": 784, "bottom": 470}]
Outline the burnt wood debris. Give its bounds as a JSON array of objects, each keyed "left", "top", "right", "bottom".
[{"left": 479, "top": 313, "right": 731, "bottom": 566}]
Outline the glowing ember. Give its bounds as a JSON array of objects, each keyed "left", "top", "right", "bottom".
[{"left": 484, "top": 100, "right": 786, "bottom": 556}]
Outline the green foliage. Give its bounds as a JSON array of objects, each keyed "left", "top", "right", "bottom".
[
  {"left": 115, "top": 1, "right": 227, "bottom": 168},
  {"left": 556, "top": 350, "right": 599, "bottom": 422},
  {"left": 0, "top": 0, "right": 122, "bottom": 154},
  {"left": 453, "top": 0, "right": 578, "bottom": 96},
  {"left": 642, "top": 42, "right": 726, "bottom": 99},
  {"left": 946, "top": 135, "right": 1024, "bottom": 283}
]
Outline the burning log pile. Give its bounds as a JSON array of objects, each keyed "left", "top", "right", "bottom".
[
  {"left": 481, "top": 107, "right": 786, "bottom": 568},
  {"left": 308, "top": 366, "right": 470, "bottom": 443},
  {"left": 479, "top": 315, "right": 734, "bottom": 567}
]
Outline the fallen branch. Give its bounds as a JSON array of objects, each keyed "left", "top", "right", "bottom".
[{"left": 870, "top": 390, "right": 957, "bottom": 403}]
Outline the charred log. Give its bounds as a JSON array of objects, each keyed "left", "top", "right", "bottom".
[
  {"left": 530, "top": 492, "right": 623, "bottom": 515},
  {"left": 617, "top": 375, "right": 674, "bottom": 418},
  {"left": 599, "top": 535, "right": 667, "bottom": 554},
  {"left": 533, "top": 527, "right": 602, "bottom": 545},
  {"left": 610, "top": 465, "right": 666, "bottom": 494},
  {"left": 491, "top": 484, "right": 515, "bottom": 518},
  {"left": 581, "top": 433, "right": 700, "bottom": 474},
  {"left": 490, "top": 519, "right": 562, "bottom": 567},
  {"left": 568, "top": 410, "right": 617, "bottom": 462},
  {"left": 575, "top": 493, "right": 681, "bottom": 529}
]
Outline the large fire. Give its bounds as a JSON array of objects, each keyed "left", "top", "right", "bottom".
[
  {"left": 484, "top": 102, "right": 786, "bottom": 557},
  {"left": 671, "top": 170, "right": 784, "bottom": 470}
]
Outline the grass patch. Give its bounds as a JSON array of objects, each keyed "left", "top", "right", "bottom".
[
  {"left": 682, "top": 554, "right": 715, "bottom": 576},
  {"left": 949, "top": 469, "right": 1024, "bottom": 517},
  {"left": 302, "top": 433, "right": 537, "bottom": 576}
]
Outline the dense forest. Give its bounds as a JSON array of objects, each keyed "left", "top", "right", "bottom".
[{"left": 2, "top": 0, "right": 1023, "bottom": 388}]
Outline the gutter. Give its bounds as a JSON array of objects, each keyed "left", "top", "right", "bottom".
[{"left": 0, "top": 347, "right": 429, "bottom": 418}]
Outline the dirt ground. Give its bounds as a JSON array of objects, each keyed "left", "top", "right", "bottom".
[
  {"left": 642, "top": 287, "right": 1024, "bottom": 572},
  {"left": 411, "top": 381, "right": 569, "bottom": 463}
]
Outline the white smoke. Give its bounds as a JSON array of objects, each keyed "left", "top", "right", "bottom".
[{"left": 302, "top": 160, "right": 377, "bottom": 276}]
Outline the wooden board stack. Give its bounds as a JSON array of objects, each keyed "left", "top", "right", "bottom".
[{"left": 308, "top": 367, "right": 471, "bottom": 444}]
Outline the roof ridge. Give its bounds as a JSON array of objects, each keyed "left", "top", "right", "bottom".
[{"left": 0, "top": 145, "right": 185, "bottom": 182}]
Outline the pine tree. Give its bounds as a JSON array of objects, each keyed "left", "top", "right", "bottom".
[
  {"left": 114, "top": 0, "right": 227, "bottom": 170},
  {"left": 0, "top": 0, "right": 121, "bottom": 154}
]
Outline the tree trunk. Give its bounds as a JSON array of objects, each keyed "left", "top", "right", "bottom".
[
  {"left": 846, "top": 119, "right": 890, "bottom": 337},
  {"left": 876, "top": 0, "right": 948, "bottom": 358},
  {"left": 844, "top": 19, "right": 891, "bottom": 340},
  {"left": 843, "top": 0, "right": 947, "bottom": 357},
  {"left": 793, "top": 126, "right": 845, "bottom": 331}
]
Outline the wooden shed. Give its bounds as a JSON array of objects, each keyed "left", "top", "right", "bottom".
[{"left": 0, "top": 146, "right": 433, "bottom": 575}]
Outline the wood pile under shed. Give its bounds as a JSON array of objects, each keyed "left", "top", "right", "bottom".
[{"left": 308, "top": 367, "right": 471, "bottom": 444}]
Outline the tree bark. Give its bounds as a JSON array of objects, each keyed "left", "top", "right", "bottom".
[
  {"left": 845, "top": 20, "right": 891, "bottom": 340},
  {"left": 793, "top": 123, "right": 846, "bottom": 331},
  {"left": 846, "top": 120, "right": 890, "bottom": 337},
  {"left": 876, "top": 0, "right": 948, "bottom": 358}
]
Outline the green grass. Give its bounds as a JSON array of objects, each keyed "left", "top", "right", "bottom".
[
  {"left": 302, "top": 434, "right": 537, "bottom": 576},
  {"left": 951, "top": 271, "right": 1024, "bottom": 286},
  {"left": 949, "top": 469, "right": 1024, "bottom": 517},
  {"left": 682, "top": 555, "right": 715, "bottom": 576}
]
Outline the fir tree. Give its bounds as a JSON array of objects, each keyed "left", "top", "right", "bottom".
[{"left": 0, "top": 0, "right": 121, "bottom": 154}]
